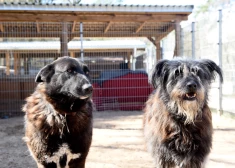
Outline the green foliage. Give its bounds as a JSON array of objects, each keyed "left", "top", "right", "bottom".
[{"left": 196, "top": 0, "right": 230, "bottom": 14}]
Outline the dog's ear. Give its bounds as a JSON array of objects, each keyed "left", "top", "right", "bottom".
[
  {"left": 149, "top": 59, "right": 169, "bottom": 88},
  {"left": 200, "top": 59, "right": 223, "bottom": 83},
  {"left": 35, "top": 64, "right": 55, "bottom": 83}
]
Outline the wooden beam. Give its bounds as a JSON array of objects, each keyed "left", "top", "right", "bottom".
[
  {"left": 0, "top": 24, "right": 4, "bottom": 32},
  {"left": 61, "top": 22, "right": 68, "bottom": 56},
  {"left": 127, "top": 52, "right": 131, "bottom": 69},
  {"left": 174, "top": 20, "right": 181, "bottom": 57},
  {"left": 72, "top": 21, "right": 76, "bottom": 33},
  {"left": 70, "top": 51, "right": 75, "bottom": 58},
  {"left": 155, "top": 24, "right": 175, "bottom": 41},
  {"left": 135, "top": 22, "right": 145, "bottom": 33},
  {"left": 36, "top": 21, "right": 40, "bottom": 33},
  {"left": 14, "top": 53, "right": 19, "bottom": 75},
  {"left": 147, "top": 37, "right": 156, "bottom": 47},
  {"left": 23, "top": 56, "right": 29, "bottom": 75},
  {"left": 104, "top": 22, "right": 112, "bottom": 33},
  {"left": 0, "top": 13, "right": 188, "bottom": 22},
  {"left": 0, "top": 31, "right": 173, "bottom": 38},
  {"left": 156, "top": 40, "right": 161, "bottom": 61},
  {"left": 5, "top": 52, "right": 10, "bottom": 76}
]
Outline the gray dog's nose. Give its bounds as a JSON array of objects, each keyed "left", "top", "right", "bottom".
[{"left": 82, "top": 84, "right": 93, "bottom": 95}]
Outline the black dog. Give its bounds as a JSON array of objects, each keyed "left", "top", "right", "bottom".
[
  {"left": 23, "top": 56, "right": 93, "bottom": 168},
  {"left": 143, "top": 59, "right": 223, "bottom": 168}
]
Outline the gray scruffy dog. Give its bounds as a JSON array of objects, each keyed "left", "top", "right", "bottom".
[{"left": 143, "top": 59, "right": 223, "bottom": 168}]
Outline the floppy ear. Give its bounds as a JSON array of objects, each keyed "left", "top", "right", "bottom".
[
  {"left": 200, "top": 59, "right": 223, "bottom": 83},
  {"left": 35, "top": 64, "right": 54, "bottom": 83},
  {"left": 149, "top": 59, "right": 169, "bottom": 89}
]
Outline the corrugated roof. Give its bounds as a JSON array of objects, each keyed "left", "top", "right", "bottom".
[{"left": 0, "top": 3, "right": 193, "bottom": 13}]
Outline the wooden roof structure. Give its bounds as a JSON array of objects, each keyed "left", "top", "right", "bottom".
[{"left": 0, "top": 3, "right": 194, "bottom": 58}]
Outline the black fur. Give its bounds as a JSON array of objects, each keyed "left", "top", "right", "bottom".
[
  {"left": 144, "top": 59, "right": 223, "bottom": 168},
  {"left": 23, "top": 56, "right": 93, "bottom": 168}
]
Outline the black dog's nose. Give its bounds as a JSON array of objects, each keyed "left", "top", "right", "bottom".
[
  {"left": 186, "top": 82, "right": 197, "bottom": 91},
  {"left": 82, "top": 84, "right": 93, "bottom": 94}
]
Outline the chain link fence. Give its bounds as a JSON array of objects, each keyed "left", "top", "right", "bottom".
[
  {"left": 176, "top": 9, "right": 235, "bottom": 115},
  {"left": 1, "top": 8, "right": 235, "bottom": 117}
]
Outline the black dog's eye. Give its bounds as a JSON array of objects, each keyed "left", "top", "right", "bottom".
[
  {"left": 83, "top": 66, "right": 90, "bottom": 75},
  {"left": 67, "top": 69, "right": 77, "bottom": 74}
]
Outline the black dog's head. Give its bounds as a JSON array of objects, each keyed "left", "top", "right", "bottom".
[
  {"left": 35, "top": 56, "right": 93, "bottom": 102},
  {"left": 150, "top": 59, "right": 223, "bottom": 123}
]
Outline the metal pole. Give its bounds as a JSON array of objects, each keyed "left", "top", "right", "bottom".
[
  {"left": 191, "top": 22, "right": 195, "bottom": 59},
  {"left": 80, "top": 22, "right": 84, "bottom": 61},
  {"left": 218, "top": 9, "right": 223, "bottom": 115},
  {"left": 133, "top": 48, "right": 136, "bottom": 71}
]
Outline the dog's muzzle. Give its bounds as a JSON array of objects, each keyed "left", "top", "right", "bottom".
[
  {"left": 184, "top": 81, "right": 197, "bottom": 101},
  {"left": 80, "top": 84, "right": 93, "bottom": 99}
]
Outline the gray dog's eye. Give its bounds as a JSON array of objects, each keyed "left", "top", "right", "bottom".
[
  {"left": 174, "top": 67, "right": 182, "bottom": 78},
  {"left": 191, "top": 67, "right": 198, "bottom": 75}
]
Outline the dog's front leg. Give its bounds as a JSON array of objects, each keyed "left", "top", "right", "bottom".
[
  {"left": 36, "top": 162, "right": 46, "bottom": 168},
  {"left": 180, "top": 159, "right": 203, "bottom": 168}
]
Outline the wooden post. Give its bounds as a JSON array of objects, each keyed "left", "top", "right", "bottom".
[
  {"left": 156, "top": 40, "right": 161, "bottom": 61},
  {"left": 174, "top": 20, "right": 181, "bottom": 57},
  {"left": 14, "top": 53, "right": 19, "bottom": 75},
  {"left": 127, "top": 52, "right": 131, "bottom": 69},
  {"left": 60, "top": 22, "right": 68, "bottom": 56},
  {"left": 5, "top": 52, "right": 10, "bottom": 75},
  {"left": 23, "top": 56, "right": 29, "bottom": 75},
  {"left": 70, "top": 51, "right": 75, "bottom": 58}
]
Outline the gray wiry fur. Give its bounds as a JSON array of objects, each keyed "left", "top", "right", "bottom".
[{"left": 143, "top": 59, "right": 223, "bottom": 168}]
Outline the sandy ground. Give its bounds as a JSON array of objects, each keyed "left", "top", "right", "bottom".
[{"left": 0, "top": 111, "right": 235, "bottom": 168}]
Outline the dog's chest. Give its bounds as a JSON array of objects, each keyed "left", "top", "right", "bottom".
[
  {"left": 44, "top": 143, "right": 80, "bottom": 168},
  {"left": 166, "top": 125, "right": 200, "bottom": 154}
]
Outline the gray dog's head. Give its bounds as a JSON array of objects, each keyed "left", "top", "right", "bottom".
[
  {"left": 35, "top": 56, "right": 93, "bottom": 101},
  {"left": 149, "top": 59, "right": 223, "bottom": 123}
]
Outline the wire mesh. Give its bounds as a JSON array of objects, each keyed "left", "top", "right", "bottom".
[
  {"left": 180, "top": 10, "right": 235, "bottom": 114},
  {"left": 0, "top": 21, "right": 172, "bottom": 117},
  {"left": 1, "top": 14, "right": 235, "bottom": 117}
]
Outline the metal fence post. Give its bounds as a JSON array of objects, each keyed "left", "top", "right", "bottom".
[
  {"left": 132, "top": 47, "right": 136, "bottom": 71},
  {"left": 80, "top": 22, "right": 84, "bottom": 61},
  {"left": 218, "top": 9, "right": 223, "bottom": 115},
  {"left": 191, "top": 22, "right": 195, "bottom": 59}
]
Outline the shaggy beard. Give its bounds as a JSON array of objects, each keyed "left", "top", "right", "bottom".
[
  {"left": 177, "top": 99, "right": 203, "bottom": 124},
  {"left": 168, "top": 98, "right": 204, "bottom": 124},
  {"left": 169, "top": 86, "right": 206, "bottom": 124}
]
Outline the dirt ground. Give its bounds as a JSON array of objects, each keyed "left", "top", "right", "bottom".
[{"left": 0, "top": 111, "right": 235, "bottom": 168}]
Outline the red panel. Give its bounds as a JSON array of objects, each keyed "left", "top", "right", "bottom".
[
  {"left": 92, "top": 83, "right": 103, "bottom": 110},
  {"left": 100, "top": 73, "right": 153, "bottom": 111}
]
